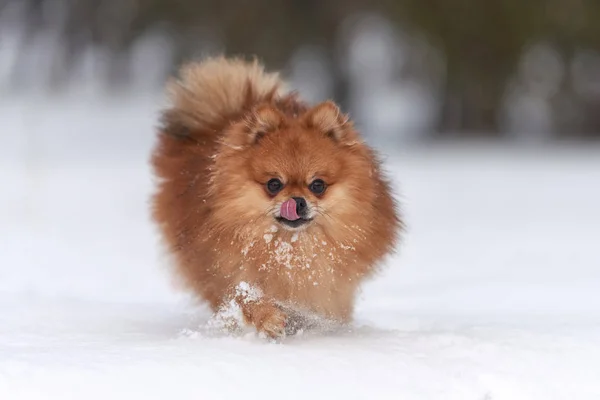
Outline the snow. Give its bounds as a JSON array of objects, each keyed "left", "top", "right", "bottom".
[
  {"left": 1, "top": 94, "right": 600, "bottom": 400},
  {"left": 263, "top": 233, "right": 274, "bottom": 244}
]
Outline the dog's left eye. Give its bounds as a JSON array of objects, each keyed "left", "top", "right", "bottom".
[{"left": 309, "top": 179, "right": 326, "bottom": 195}]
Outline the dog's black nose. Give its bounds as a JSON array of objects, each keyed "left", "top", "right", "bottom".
[{"left": 292, "top": 197, "right": 308, "bottom": 218}]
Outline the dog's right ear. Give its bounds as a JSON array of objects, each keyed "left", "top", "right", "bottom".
[
  {"left": 223, "top": 106, "right": 285, "bottom": 149},
  {"left": 246, "top": 105, "right": 285, "bottom": 143}
]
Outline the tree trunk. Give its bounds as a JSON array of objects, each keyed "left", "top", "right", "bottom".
[{"left": 437, "top": 70, "right": 508, "bottom": 137}]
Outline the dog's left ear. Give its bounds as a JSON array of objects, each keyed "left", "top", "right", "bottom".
[{"left": 304, "top": 101, "right": 359, "bottom": 146}]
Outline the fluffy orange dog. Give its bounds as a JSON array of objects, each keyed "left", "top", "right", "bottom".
[{"left": 152, "top": 56, "right": 401, "bottom": 339}]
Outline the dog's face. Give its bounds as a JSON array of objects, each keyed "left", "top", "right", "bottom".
[
  {"left": 248, "top": 133, "right": 342, "bottom": 232},
  {"left": 210, "top": 101, "right": 379, "bottom": 237}
]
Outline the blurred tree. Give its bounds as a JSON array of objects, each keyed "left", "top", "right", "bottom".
[
  {"left": 5, "top": 0, "right": 600, "bottom": 136},
  {"left": 7, "top": 0, "right": 365, "bottom": 107},
  {"left": 386, "top": 0, "right": 600, "bottom": 135},
  {"left": 386, "top": 0, "right": 539, "bottom": 135}
]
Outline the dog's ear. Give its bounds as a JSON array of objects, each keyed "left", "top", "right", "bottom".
[
  {"left": 223, "top": 106, "right": 284, "bottom": 148},
  {"left": 304, "top": 101, "right": 359, "bottom": 146},
  {"left": 247, "top": 105, "right": 284, "bottom": 143}
]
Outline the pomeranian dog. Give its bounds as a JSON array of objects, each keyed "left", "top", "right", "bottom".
[{"left": 151, "top": 56, "right": 401, "bottom": 339}]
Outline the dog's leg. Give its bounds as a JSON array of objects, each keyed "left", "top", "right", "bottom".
[
  {"left": 276, "top": 304, "right": 342, "bottom": 335},
  {"left": 230, "top": 282, "right": 288, "bottom": 339}
]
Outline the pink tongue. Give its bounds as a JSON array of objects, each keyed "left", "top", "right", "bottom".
[{"left": 280, "top": 198, "right": 300, "bottom": 221}]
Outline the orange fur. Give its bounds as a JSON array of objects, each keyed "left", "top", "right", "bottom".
[{"left": 151, "top": 56, "right": 401, "bottom": 338}]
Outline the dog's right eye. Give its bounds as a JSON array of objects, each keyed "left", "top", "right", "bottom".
[{"left": 266, "top": 178, "right": 284, "bottom": 195}]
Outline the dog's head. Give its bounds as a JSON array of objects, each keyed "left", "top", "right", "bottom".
[{"left": 209, "top": 101, "right": 384, "bottom": 240}]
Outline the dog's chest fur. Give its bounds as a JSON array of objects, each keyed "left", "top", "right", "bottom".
[{"left": 216, "top": 227, "right": 362, "bottom": 319}]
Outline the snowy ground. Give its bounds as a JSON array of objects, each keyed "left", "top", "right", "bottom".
[{"left": 1, "top": 95, "right": 600, "bottom": 400}]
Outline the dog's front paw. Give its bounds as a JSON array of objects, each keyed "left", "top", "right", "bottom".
[{"left": 254, "top": 304, "right": 288, "bottom": 339}]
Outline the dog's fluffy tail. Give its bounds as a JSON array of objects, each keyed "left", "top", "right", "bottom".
[{"left": 161, "top": 56, "right": 285, "bottom": 139}]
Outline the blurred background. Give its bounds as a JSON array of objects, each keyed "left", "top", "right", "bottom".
[
  {"left": 3, "top": 0, "right": 600, "bottom": 142},
  {"left": 1, "top": 0, "right": 599, "bottom": 304}
]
